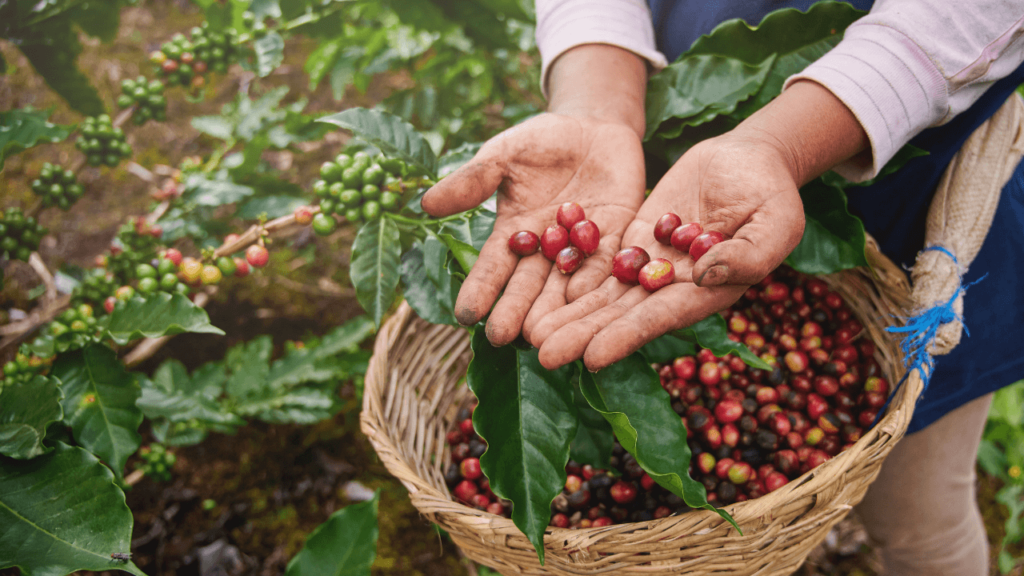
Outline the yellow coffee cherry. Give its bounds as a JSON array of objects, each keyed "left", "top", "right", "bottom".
[
  {"left": 200, "top": 264, "right": 222, "bottom": 285},
  {"left": 179, "top": 258, "right": 202, "bottom": 283}
]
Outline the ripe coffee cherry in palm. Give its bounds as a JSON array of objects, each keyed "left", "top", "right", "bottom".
[
  {"left": 246, "top": 245, "right": 269, "bottom": 268},
  {"left": 555, "top": 246, "right": 585, "bottom": 275},
  {"left": 638, "top": 258, "right": 674, "bottom": 292},
  {"left": 689, "top": 231, "right": 726, "bottom": 260},
  {"left": 540, "top": 225, "right": 570, "bottom": 260},
  {"left": 612, "top": 246, "right": 650, "bottom": 284},
  {"left": 670, "top": 222, "right": 703, "bottom": 253},
  {"left": 569, "top": 220, "right": 600, "bottom": 256},
  {"left": 654, "top": 213, "right": 683, "bottom": 245},
  {"left": 556, "top": 202, "right": 586, "bottom": 230},
  {"left": 508, "top": 231, "right": 540, "bottom": 256}
]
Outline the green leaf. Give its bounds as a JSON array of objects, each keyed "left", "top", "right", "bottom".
[
  {"left": 237, "top": 195, "right": 307, "bottom": 219},
  {"left": 106, "top": 293, "right": 224, "bottom": 345},
  {"left": 184, "top": 174, "right": 255, "bottom": 206},
  {"left": 686, "top": 2, "right": 865, "bottom": 115},
  {"left": 0, "top": 107, "right": 73, "bottom": 168},
  {"left": 255, "top": 31, "right": 286, "bottom": 77},
  {"left": 285, "top": 491, "right": 380, "bottom": 576},
  {"left": 350, "top": 218, "right": 402, "bottom": 328},
  {"left": 785, "top": 180, "right": 868, "bottom": 274},
  {"left": 639, "top": 334, "right": 696, "bottom": 364},
  {"left": 438, "top": 142, "right": 483, "bottom": 177},
  {"left": 672, "top": 314, "right": 770, "bottom": 369},
  {"left": 225, "top": 336, "right": 273, "bottom": 398},
  {"left": 137, "top": 361, "right": 241, "bottom": 427},
  {"left": 467, "top": 332, "right": 577, "bottom": 565},
  {"left": 400, "top": 242, "right": 459, "bottom": 326},
  {"left": 191, "top": 115, "right": 235, "bottom": 140},
  {"left": 437, "top": 232, "right": 478, "bottom": 274},
  {"left": 0, "top": 375, "right": 64, "bottom": 460},
  {"left": 318, "top": 108, "right": 438, "bottom": 177},
  {"left": 51, "top": 345, "right": 143, "bottom": 481},
  {"left": 250, "top": 0, "right": 282, "bottom": 19},
  {"left": 580, "top": 354, "right": 739, "bottom": 531},
  {"left": 0, "top": 443, "right": 144, "bottom": 576},
  {"left": 19, "top": 35, "right": 104, "bottom": 116},
  {"left": 645, "top": 54, "right": 775, "bottom": 141},
  {"left": 569, "top": 378, "right": 613, "bottom": 470},
  {"left": 313, "top": 316, "right": 376, "bottom": 359},
  {"left": 439, "top": 209, "right": 496, "bottom": 252},
  {"left": 305, "top": 38, "right": 343, "bottom": 91}
]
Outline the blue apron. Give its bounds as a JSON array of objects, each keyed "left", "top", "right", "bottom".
[{"left": 649, "top": 0, "right": 1024, "bottom": 432}]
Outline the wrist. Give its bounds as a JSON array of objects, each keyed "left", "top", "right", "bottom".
[{"left": 547, "top": 44, "right": 648, "bottom": 139}]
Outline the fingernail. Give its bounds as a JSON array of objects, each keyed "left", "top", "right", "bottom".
[{"left": 697, "top": 265, "right": 729, "bottom": 287}]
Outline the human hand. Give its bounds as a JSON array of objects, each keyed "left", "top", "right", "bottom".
[
  {"left": 420, "top": 112, "right": 646, "bottom": 345},
  {"left": 526, "top": 131, "right": 806, "bottom": 370}
]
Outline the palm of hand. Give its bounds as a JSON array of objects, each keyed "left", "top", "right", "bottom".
[
  {"left": 528, "top": 135, "right": 806, "bottom": 371},
  {"left": 421, "top": 113, "right": 646, "bottom": 344}
]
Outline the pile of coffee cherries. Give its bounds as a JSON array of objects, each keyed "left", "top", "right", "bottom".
[
  {"left": 443, "top": 266, "right": 889, "bottom": 528},
  {"left": 75, "top": 115, "right": 132, "bottom": 167},
  {"left": 508, "top": 202, "right": 600, "bottom": 275},
  {"left": 442, "top": 406, "right": 512, "bottom": 518},
  {"left": 612, "top": 215, "right": 727, "bottom": 293},
  {"left": 31, "top": 163, "right": 85, "bottom": 210}
]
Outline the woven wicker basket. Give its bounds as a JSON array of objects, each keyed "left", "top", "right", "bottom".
[{"left": 360, "top": 239, "right": 921, "bottom": 575}]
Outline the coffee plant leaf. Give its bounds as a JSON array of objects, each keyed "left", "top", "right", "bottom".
[
  {"left": 785, "top": 180, "right": 868, "bottom": 274},
  {"left": 191, "top": 116, "right": 235, "bottom": 141},
  {"left": 285, "top": 491, "right": 380, "bottom": 576},
  {"left": 0, "top": 375, "right": 64, "bottom": 460},
  {"left": 569, "top": 372, "right": 613, "bottom": 470},
  {"left": 255, "top": 31, "right": 286, "bottom": 78},
  {"left": 15, "top": 25, "right": 105, "bottom": 116},
  {"left": 0, "top": 443, "right": 144, "bottom": 576},
  {"left": 400, "top": 242, "right": 460, "bottom": 326},
  {"left": 105, "top": 293, "right": 225, "bottom": 345},
  {"left": 312, "top": 315, "right": 376, "bottom": 359},
  {"left": 250, "top": 0, "right": 283, "bottom": 20},
  {"left": 52, "top": 345, "right": 143, "bottom": 481},
  {"left": 672, "top": 314, "right": 771, "bottom": 370},
  {"left": 233, "top": 388, "right": 335, "bottom": 424},
  {"left": 318, "top": 108, "right": 439, "bottom": 178},
  {"left": 351, "top": 217, "right": 402, "bottom": 328},
  {"left": 184, "top": 173, "right": 255, "bottom": 207},
  {"left": 579, "top": 353, "right": 740, "bottom": 532},
  {"left": 0, "top": 107, "right": 73, "bottom": 169},
  {"left": 437, "top": 232, "right": 478, "bottom": 274},
  {"left": 644, "top": 53, "right": 774, "bottom": 142},
  {"left": 467, "top": 331, "right": 578, "bottom": 565},
  {"left": 136, "top": 361, "right": 241, "bottom": 427},
  {"left": 639, "top": 334, "right": 697, "bottom": 364},
  {"left": 238, "top": 195, "right": 307, "bottom": 219},
  {"left": 438, "top": 142, "right": 483, "bottom": 177},
  {"left": 439, "top": 208, "right": 496, "bottom": 252},
  {"left": 225, "top": 336, "right": 273, "bottom": 398},
  {"left": 686, "top": 1, "right": 864, "bottom": 116},
  {"left": 305, "top": 38, "right": 343, "bottom": 91}
]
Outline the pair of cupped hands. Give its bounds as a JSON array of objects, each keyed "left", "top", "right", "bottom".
[{"left": 419, "top": 111, "right": 807, "bottom": 372}]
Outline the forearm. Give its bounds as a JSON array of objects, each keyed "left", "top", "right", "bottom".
[
  {"left": 547, "top": 44, "right": 648, "bottom": 138},
  {"left": 732, "top": 79, "right": 870, "bottom": 186}
]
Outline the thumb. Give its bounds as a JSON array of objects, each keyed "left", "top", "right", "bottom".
[
  {"left": 421, "top": 144, "right": 505, "bottom": 217},
  {"left": 692, "top": 197, "right": 805, "bottom": 287}
]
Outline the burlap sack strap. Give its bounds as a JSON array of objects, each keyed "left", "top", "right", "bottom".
[{"left": 910, "top": 94, "right": 1024, "bottom": 355}]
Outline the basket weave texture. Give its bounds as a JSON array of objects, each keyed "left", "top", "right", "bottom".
[{"left": 360, "top": 239, "right": 920, "bottom": 576}]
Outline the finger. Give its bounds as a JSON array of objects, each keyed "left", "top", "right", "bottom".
[
  {"left": 565, "top": 225, "right": 622, "bottom": 303},
  {"left": 453, "top": 225, "right": 520, "bottom": 325},
  {"left": 693, "top": 195, "right": 806, "bottom": 287},
  {"left": 421, "top": 146, "right": 505, "bottom": 217},
  {"left": 485, "top": 253, "right": 552, "bottom": 346},
  {"left": 527, "top": 276, "right": 629, "bottom": 349},
  {"left": 537, "top": 286, "right": 650, "bottom": 370},
  {"left": 522, "top": 267, "right": 569, "bottom": 346},
  {"left": 582, "top": 284, "right": 746, "bottom": 371}
]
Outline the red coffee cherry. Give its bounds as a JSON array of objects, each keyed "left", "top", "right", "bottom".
[
  {"left": 556, "top": 202, "right": 586, "bottom": 230},
  {"left": 612, "top": 246, "right": 650, "bottom": 285},
  {"left": 246, "top": 245, "right": 270, "bottom": 267},
  {"left": 670, "top": 222, "right": 703, "bottom": 253},
  {"left": 555, "top": 246, "right": 585, "bottom": 275},
  {"left": 689, "top": 231, "right": 726, "bottom": 261},
  {"left": 508, "top": 230, "right": 540, "bottom": 256},
  {"left": 293, "top": 205, "right": 315, "bottom": 225},
  {"left": 569, "top": 220, "right": 600, "bottom": 256},
  {"left": 540, "top": 225, "right": 570, "bottom": 261},
  {"left": 609, "top": 481, "right": 638, "bottom": 504},
  {"left": 654, "top": 213, "right": 682, "bottom": 245},
  {"left": 551, "top": 513, "right": 570, "bottom": 528},
  {"left": 638, "top": 258, "right": 674, "bottom": 292}
]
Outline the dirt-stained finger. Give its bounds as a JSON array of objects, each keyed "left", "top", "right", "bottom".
[{"left": 485, "top": 253, "right": 552, "bottom": 346}]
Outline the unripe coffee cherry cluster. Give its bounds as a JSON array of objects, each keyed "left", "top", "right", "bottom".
[
  {"left": 31, "top": 163, "right": 85, "bottom": 210},
  {"left": 312, "top": 152, "right": 410, "bottom": 226},
  {"left": 150, "top": 26, "right": 239, "bottom": 92},
  {"left": 135, "top": 444, "right": 177, "bottom": 482},
  {"left": 442, "top": 404, "right": 512, "bottom": 518},
  {"left": 0, "top": 353, "right": 53, "bottom": 390},
  {"left": 509, "top": 202, "right": 601, "bottom": 275},
  {"left": 118, "top": 76, "right": 167, "bottom": 124},
  {"left": 47, "top": 304, "right": 99, "bottom": 341},
  {"left": 0, "top": 207, "right": 46, "bottom": 262},
  {"left": 73, "top": 268, "right": 119, "bottom": 307},
  {"left": 76, "top": 115, "right": 132, "bottom": 167}
]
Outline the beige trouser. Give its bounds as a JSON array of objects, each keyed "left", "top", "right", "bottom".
[{"left": 856, "top": 392, "right": 994, "bottom": 576}]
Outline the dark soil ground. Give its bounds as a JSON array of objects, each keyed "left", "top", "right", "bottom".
[{"left": 1, "top": 2, "right": 1021, "bottom": 575}]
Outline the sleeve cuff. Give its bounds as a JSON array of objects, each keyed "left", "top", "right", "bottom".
[
  {"left": 537, "top": 0, "right": 668, "bottom": 98},
  {"left": 784, "top": 24, "right": 948, "bottom": 181}
]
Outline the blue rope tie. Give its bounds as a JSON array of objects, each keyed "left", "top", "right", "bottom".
[{"left": 872, "top": 246, "right": 985, "bottom": 426}]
